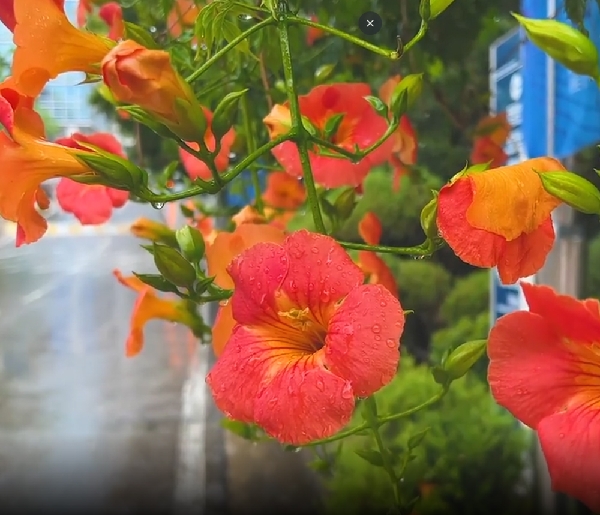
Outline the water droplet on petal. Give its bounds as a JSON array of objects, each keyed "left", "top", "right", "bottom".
[
  {"left": 316, "top": 379, "right": 325, "bottom": 391},
  {"left": 380, "top": 300, "right": 387, "bottom": 307},
  {"left": 311, "top": 246, "right": 319, "bottom": 254},
  {"left": 336, "top": 265, "right": 343, "bottom": 271},
  {"left": 374, "top": 335, "right": 381, "bottom": 341},
  {"left": 386, "top": 338, "right": 396, "bottom": 348},
  {"left": 308, "top": 282, "right": 315, "bottom": 291},
  {"left": 372, "top": 324, "right": 381, "bottom": 334}
]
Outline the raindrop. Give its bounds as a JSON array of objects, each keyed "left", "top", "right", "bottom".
[
  {"left": 320, "top": 290, "right": 331, "bottom": 303},
  {"left": 386, "top": 339, "right": 396, "bottom": 348},
  {"left": 316, "top": 380, "right": 325, "bottom": 391},
  {"left": 308, "top": 282, "right": 315, "bottom": 291},
  {"left": 380, "top": 300, "right": 387, "bottom": 307},
  {"left": 311, "top": 247, "right": 319, "bottom": 254},
  {"left": 151, "top": 202, "right": 164, "bottom": 209},
  {"left": 336, "top": 265, "right": 343, "bottom": 271},
  {"left": 374, "top": 335, "right": 381, "bottom": 341},
  {"left": 559, "top": 433, "right": 565, "bottom": 439},
  {"left": 372, "top": 324, "right": 382, "bottom": 334}
]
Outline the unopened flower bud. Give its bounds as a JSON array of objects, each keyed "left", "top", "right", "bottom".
[
  {"left": 390, "top": 74, "right": 423, "bottom": 118},
  {"left": 153, "top": 244, "right": 197, "bottom": 287},
  {"left": 538, "top": 170, "right": 600, "bottom": 215},
  {"left": 443, "top": 339, "right": 487, "bottom": 380},
  {"left": 513, "top": 13, "right": 600, "bottom": 80},
  {"left": 430, "top": 0, "right": 456, "bottom": 19},
  {"left": 176, "top": 225, "right": 206, "bottom": 263}
]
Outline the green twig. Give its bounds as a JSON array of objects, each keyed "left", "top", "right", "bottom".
[
  {"left": 241, "top": 93, "right": 265, "bottom": 212},
  {"left": 278, "top": 19, "right": 327, "bottom": 234},
  {"left": 187, "top": 17, "right": 276, "bottom": 83},
  {"left": 402, "top": 20, "right": 428, "bottom": 54},
  {"left": 289, "top": 16, "right": 399, "bottom": 59}
]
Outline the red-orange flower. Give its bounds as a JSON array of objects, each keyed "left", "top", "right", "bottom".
[
  {"left": 76, "top": 0, "right": 92, "bottom": 27},
  {"left": 231, "top": 205, "right": 294, "bottom": 232},
  {"left": 356, "top": 212, "right": 398, "bottom": 297},
  {"left": 102, "top": 40, "right": 205, "bottom": 142},
  {"left": 130, "top": 217, "right": 177, "bottom": 244},
  {"left": 178, "top": 108, "right": 236, "bottom": 180},
  {"left": 54, "top": 132, "right": 129, "bottom": 224},
  {"left": 9, "top": 0, "right": 114, "bottom": 96},
  {"left": 306, "top": 14, "right": 326, "bottom": 46},
  {"left": 379, "top": 75, "right": 418, "bottom": 190},
  {"left": 262, "top": 171, "right": 306, "bottom": 210},
  {"left": 0, "top": 0, "right": 16, "bottom": 30},
  {"left": 470, "top": 113, "right": 511, "bottom": 169},
  {"left": 0, "top": 84, "right": 99, "bottom": 245},
  {"left": 167, "top": 0, "right": 201, "bottom": 38},
  {"left": 437, "top": 157, "right": 564, "bottom": 284},
  {"left": 98, "top": 2, "right": 124, "bottom": 41},
  {"left": 206, "top": 230, "right": 404, "bottom": 445},
  {"left": 114, "top": 270, "right": 203, "bottom": 357},
  {"left": 264, "top": 83, "right": 395, "bottom": 188},
  {"left": 205, "top": 223, "right": 287, "bottom": 356},
  {"left": 488, "top": 283, "right": 600, "bottom": 512}
]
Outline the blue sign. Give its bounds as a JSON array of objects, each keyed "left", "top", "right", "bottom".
[
  {"left": 489, "top": 29, "right": 530, "bottom": 325},
  {"left": 224, "top": 169, "right": 267, "bottom": 208},
  {"left": 522, "top": 0, "right": 600, "bottom": 158}
]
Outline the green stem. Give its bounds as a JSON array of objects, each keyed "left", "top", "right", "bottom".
[
  {"left": 368, "top": 417, "right": 402, "bottom": 508},
  {"left": 186, "top": 17, "right": 276, "bottom": 83},
  {"left": 290, "top": 16, "right": 400, "bottom": 59},
  {"left": 278, "top": 19, "right": 327, "bottom": 234},
  {"left": 304, "top": 388, "right": 448, "bottom": 448},
  {"left": 377, "top": 387, "right": 448, "bottom": 425},
  {"left": 339, "top": 240, "right": 434, "bottom": 256},
  {"left": 310, "top": 120, "right": 399, "bottom": 162},
  {"left": 403, "top": 20, "right": 428, "bottom": 54},
  {"left": 176, "top": 139, "right": 221, "bottom": 189},
  {"left": 142, "top": 133, "right": 292, "bottom": 203},
  {"left": 241, "top": 93, "right": 264, "bottom": 212}
]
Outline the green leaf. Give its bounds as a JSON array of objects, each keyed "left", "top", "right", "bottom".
[
  {"left": 221, "top": 19, "right": 253, "bottom": 57},
  {"left": 180, "top": 204, "right": 195, "bottom": 218},
  {"left": 221, "top": 419, "right": 256, "bottom": 440},
  {"left": 124, "top": 22, "right": 159, "bottom": 49},
  {"left": 407, "top": 427, "right": 430, "bottom": 449},
  {"left": 323, "top": 113, "right": 345, "bottom": 139},
  {"left": 132, "top": 273, "right": 180, "bottom": 294},
  {"left": 355, "top": 449, "right": 385, "bottom": 467}
]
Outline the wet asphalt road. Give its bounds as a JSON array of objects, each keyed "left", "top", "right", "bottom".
[{"left": 0, "top": 204, "right": 209, "bottom": 515}]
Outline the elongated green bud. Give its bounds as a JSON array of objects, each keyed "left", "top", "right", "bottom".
[
  {"left": 513, "top": 13, "right": 600, "bottom": 80},
  {"left": 538, "top": 170, "right": 600, "bottom": 215},
  {"left": 430, "top": 0, "right": 456, "bottom": 19}
]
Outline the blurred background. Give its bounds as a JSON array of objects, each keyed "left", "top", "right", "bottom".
[{"left": 1, "top": 0, "right": 599, "bottom": 514}]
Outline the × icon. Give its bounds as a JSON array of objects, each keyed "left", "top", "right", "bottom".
[{"left": 358, "top": 11, "right": 382, "bottom": 36}]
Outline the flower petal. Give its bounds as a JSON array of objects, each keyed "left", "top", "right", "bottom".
[
  {"left": 488, "top": 310, "right": 581, "bottom": 428},
  {"left": 358, "top": 211, "right": 382, "bottom": 245},
  {"left": 466, "top": 157, "right": 563, "bottom": 241},
  {"left": 538, "top": 409, "right": 600, "bottom": 513},
  {"left": 325, "top": 284, "right": 403, "bottom": 397},
  {"left": 496, "top": 218, "right": 555, "bottom": 284},
  {"left": 279, "top": 230, "right": 364, "bottom": 323},
  {"left": 227, "top": 242, "right": 289, "bottom": 326},
  {"left": 206, "top": 325, "right": 282, "bottom": 423},
  {"left": 522, "top": 282, "right": 600, "bottom": 345},
  {"left": 211, "top": 301, "right": 236, "bottom": 357},
  {"left": 253, "top": 357, "right": 355, "bottom": 445}
]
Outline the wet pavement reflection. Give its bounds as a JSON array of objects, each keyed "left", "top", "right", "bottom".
[{"left": 0, "top": 205, "right": 202, "bottom": 515}]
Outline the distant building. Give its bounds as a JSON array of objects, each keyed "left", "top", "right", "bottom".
[{"left": 0, "top": 0, "right": 124, "bottom": 139}]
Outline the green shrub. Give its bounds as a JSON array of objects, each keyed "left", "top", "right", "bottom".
[
  {"left": 431, "top": 312, "right": 490, "bottom": 380},
  {"left": 288, "top": 169, "right": 440, "bottom": 247},
  {"left": 323, "top": 355, "right": 531, "bottom": 515},
  {"left": 439, "top": 270, "right": 490, "bottom": 323}
]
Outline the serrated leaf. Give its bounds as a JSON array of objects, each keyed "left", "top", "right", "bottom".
[
  {"left": 355, "top": 449, "right": 385, "bottom": 467},
  {"left": 221, "top": 19, "right": 253, "bottom": 56}
]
